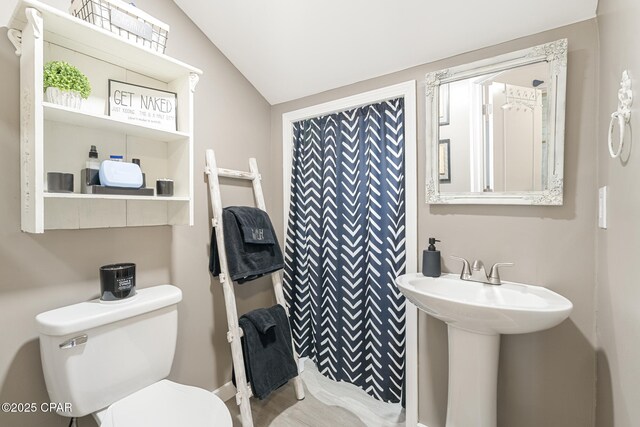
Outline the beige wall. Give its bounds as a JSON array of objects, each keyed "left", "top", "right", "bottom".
[
  {"left": 595, "top": 0, "right": 640, "bottom": 426},
  {"left": 270, "top": 20, "right": 598, "bottom": 427},
  {"left": 0, "top": 1, "right": 273, "bottom": 426}
]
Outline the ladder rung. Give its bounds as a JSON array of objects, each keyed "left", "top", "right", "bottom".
[{"left": 218, "top": 167, "right": 257, "bottom": 181}]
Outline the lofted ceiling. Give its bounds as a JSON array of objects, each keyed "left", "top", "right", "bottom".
[
  {"left": 173, "top": 0, "right": 597, "bottom": 105},
  {"left": 0, "top": 1, "right": 598, "bottom": 105}
]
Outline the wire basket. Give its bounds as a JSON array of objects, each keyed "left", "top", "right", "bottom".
[{"left": 70, "top": 0, "right": 169, "bottom": 54}]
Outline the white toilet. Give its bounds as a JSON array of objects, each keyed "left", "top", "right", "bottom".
[{"left": 36, "top": 285, "right": 232, "bottom": 426}]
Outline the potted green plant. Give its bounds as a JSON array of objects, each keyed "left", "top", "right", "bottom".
[{"left": 43, "top": 61, "right": 91, "bottom": 109}]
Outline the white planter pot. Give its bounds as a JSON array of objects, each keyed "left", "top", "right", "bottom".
[{"left": 45, "top": 87, "right": 83, "bottom": 109}]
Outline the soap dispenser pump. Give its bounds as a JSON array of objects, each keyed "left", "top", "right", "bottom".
[
  {"left": 86, "top": 145, "right": 99, "bottom": 170},
  {"left": 422, "top": 237, "right": 441, "bottom": 277}
]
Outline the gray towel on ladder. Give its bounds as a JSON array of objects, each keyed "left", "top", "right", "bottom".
[
  {"left": 235, "top": 304, "right": 299, "bottom": 400},
  {"left": 210, "top": 206, "right": 284, "bottom": 284}
]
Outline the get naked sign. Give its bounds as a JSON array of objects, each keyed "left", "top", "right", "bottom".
[{"left": 108, "top": 80, "right": 177, "bottom": 131}]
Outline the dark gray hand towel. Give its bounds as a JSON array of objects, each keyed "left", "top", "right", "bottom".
[
  {"left": 210, "top": 206, "right": 284, "bottom": 284},
  {"left": 243, "top": 307, "right": 277, "bottom": 334},
  {"left": 234, "top": 304, "right": 298, "bottom": 400},
  {"left": 229, "top": 207, "right": 276, "bottom": 245}
]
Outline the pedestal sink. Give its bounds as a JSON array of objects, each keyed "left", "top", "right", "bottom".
[{"left": 395, "top": 273, "right": 572, "bottom": 427}]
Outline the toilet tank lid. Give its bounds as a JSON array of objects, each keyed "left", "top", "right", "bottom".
[{"left": 36, "top": 285, "right": 182, "bottom": 336}]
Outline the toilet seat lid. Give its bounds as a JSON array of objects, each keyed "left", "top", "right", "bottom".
[{"left": 97, "top": 380, "right": 232, "bottom": 427}]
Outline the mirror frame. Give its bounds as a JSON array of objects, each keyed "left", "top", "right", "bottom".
[{"left": 425, "top": 39, "right": 567, "bottom": 205}]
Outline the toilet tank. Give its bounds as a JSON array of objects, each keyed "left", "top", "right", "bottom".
[{"left": 36, "top": 285, "right": 182, "bottom": 417}]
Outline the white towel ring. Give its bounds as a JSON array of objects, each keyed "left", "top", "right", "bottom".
[
  {"left": 608, "top": 112, "right": 626, "bottom": 159},
  {"left": 608, "top": 70, "right": 633, "bottom": 159}
]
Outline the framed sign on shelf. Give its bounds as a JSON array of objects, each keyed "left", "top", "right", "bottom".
[{"left": 108, "top": 79, "right": 177, "bottom": 131}]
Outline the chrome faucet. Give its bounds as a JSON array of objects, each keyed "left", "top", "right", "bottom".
[{"left": 450, "top": 256, "right": 513, "bottom": 285}]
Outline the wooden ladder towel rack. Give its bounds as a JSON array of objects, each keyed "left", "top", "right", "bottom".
[{"left": 204, "top": 149, "right": 305, "bottom": 427}]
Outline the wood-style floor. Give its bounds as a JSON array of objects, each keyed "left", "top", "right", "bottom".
[{"left": 225, "top": 381, "right": 367, "bottom": 427}]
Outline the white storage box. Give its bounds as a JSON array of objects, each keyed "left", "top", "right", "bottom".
[
  {"left": 99, "top": 160, "right": 143, "bottom": 188},
  {"left": 69, "top": 0, "right": 169, "bottom": 53}
]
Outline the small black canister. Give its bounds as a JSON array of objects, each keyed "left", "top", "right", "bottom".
[
  {"left": 100, "top": 263, "right": 136, "bottom": 301},
  {"left": 156, "top": 179, "right": 174, "bottom": 196}
]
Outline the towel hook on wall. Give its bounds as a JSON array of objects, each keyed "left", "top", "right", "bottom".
[{"left": 608, "top": 70, "right": 633, "bottom": 159}]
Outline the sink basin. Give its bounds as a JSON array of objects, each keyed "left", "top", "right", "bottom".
[
  {"left": 396, "top": 273, "right": 573, "bottom": 334},
  {"left": 396, "top": 272, "right": 572, "bottom": 427}
]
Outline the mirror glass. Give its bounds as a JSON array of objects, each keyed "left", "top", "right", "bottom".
[{"left": 426, "top": 39, "right": 567, "bottom": 205}]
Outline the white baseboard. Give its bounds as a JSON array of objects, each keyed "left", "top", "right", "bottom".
[
  {"left": 213, "top": 381, "right": 236, "bottom": 402},
  {"left": 417, "top": 423, "right": 429, "bottom": 427}
]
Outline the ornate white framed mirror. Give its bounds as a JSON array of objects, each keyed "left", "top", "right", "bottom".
[{"left": 425, "top": 39, "right": 567, "bottom": 205}]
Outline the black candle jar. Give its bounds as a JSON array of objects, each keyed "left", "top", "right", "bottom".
[{"left": 100, "top": 263, "right": 136, "bottom": 301}]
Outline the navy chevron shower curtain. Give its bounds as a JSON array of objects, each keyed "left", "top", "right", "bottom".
[{"left": 283, "top": 98, "right": 406, "bottom": 403}]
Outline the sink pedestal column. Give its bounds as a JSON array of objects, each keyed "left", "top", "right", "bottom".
[{"left": 446, "top": 326, "right": 500, "bottom": 427}]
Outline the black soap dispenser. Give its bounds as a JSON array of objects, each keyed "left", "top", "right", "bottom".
[{"left": 422, "top": 237, "right": 441, "bottom": 277}]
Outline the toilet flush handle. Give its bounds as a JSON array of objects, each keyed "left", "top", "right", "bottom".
[{"left": 59, "top": 334, "right": 88, "bottom": 349}]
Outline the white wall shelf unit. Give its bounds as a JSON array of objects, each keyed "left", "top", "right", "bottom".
[
  {"left": 43, "top": 193, "right": 190, "bottom": 201},
  {"left": 8, "top": 0, "right": 202, "bottom": 233},
  {"left": 43, "top": 103, "right": 191, "bottom": 142},
  {"left": 8, "top": 0, "right": 200, "bottom": 82}
]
